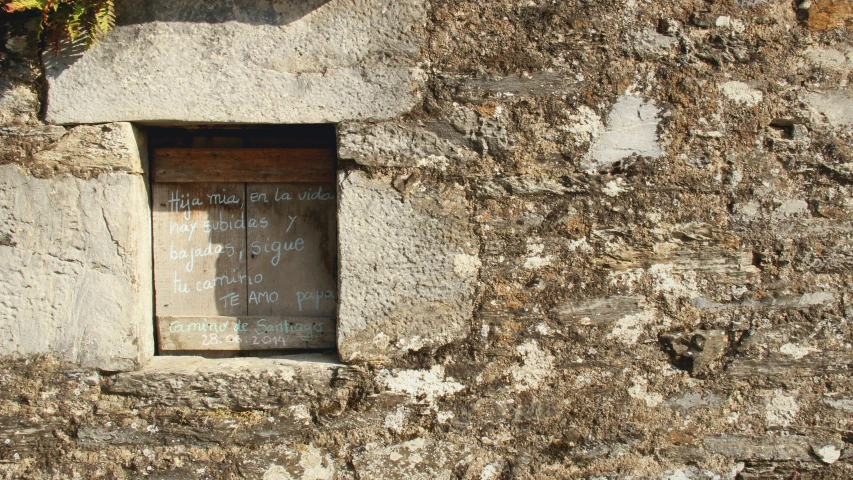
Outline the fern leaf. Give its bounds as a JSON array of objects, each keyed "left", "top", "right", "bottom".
[
  {"left": 7, "top": 0, "right": 116, "bottom": 53},
  {"left": 66, "top": 1, "right": 86, "bottom": 42},
  {"left": 2, "top": 0, "right": 47, "bottom": 13},
  {"left": 94, "top": 0, "right": 114, "bottom": 38}
]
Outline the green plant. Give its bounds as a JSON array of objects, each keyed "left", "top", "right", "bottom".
[{"left": 2, "top": 0, "right": 115, "bottom": 53}]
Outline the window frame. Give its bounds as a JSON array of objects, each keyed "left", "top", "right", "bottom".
[{"left": 146, "top": 125, "right": 340, "bottom": 358}]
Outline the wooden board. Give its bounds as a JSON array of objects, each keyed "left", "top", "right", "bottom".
[
  {"left": 152, "top": 183, "right": 247, "bottom": 317},
  {"left": 153, "top": 148, "right": 336, "bottom": 183},
  {"left": 246, "top": 183, "right": 337, "bottom": 317},
  {"left": 157, "top": 316, "right": 336, "bottom": 350}
]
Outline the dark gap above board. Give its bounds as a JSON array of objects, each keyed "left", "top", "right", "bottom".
[{"left": 147, "top": 124, "right": 337, "bottom": 150}]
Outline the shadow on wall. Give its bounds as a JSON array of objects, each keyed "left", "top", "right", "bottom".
[
  {"left": 152, "top": 181, "right": 247, "bottom": 358},
  {"left": 114, "top": 0, "right": 333, "bottom": 26}
]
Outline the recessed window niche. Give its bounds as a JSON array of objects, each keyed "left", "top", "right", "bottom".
[{"left": 148, "top": 125, "right": 338, "bottom": 358}]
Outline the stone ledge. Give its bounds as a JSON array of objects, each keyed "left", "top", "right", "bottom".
[
  {"left": 135, "top": 354, "right": 343, "bottom": 374},
  {"left": 104, "top": 354, "right": 348, "bottom": 410}
]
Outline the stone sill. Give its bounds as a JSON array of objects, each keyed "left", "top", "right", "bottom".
[
  {"left": 105, "top": 354, "right": 346, "bottom": 409},
  {"left": 140, "top": 353, "right": 343, "bottom": 374}
]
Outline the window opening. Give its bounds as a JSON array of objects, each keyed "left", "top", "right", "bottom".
[{"left": 149, "top": 126, "right": 337, "bottom": 357}]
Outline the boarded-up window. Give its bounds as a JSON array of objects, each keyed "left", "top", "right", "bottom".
[{"left": 150, "top": 126, "right": 337, "bottom": 355}]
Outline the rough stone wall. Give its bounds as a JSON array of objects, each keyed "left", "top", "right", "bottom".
[
  {"left": 1, "top": 0, "right": 853, "bottom": 479},
  {"left": 0, "top": 13, "right": 154, "bottom": 370}
]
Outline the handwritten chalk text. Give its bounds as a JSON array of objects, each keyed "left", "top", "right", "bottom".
[{"left": 296, "top": 290, "right": 336, "bottom": 312}]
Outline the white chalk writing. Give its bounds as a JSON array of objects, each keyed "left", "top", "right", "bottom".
[
  {"left": 207, "top": 191, "right": 242, "bottom": 206},
  {"left": 169, "top": 221, "right": 197, "bottom": 241},
  {"left": 296, "top": 290, "right": 336, "bottom": 312},
  {"left": 170, "top": 241, "right": 235, "bottom": 272},
  {"left": 274, "top": 188, "right": 292, "bottom": 201},
  {"left": 168, "top": 191, "right": 203, "bottom": 220},
  {"left": 249, "top": 290, "right": 279, "bottom": 305},
  {"left": 219, "top": 292, "right": 240, "bottom": 309},
  {"left": 250, "top": 238, "right": 305, "bottom": 266},
  {"left": 298, "top": 186, "right": 334, "bottom": 201},
  {"left": 167, "top": 318, "right": 324, "bottom": 343}
]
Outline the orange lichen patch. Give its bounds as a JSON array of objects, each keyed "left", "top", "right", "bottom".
[
  {"left": 561, "top": 215, "right": 589, "bottom": 237},
  {"left": 809, "top": 0, "right": 853, "bottom": 30},
  {"left": 475, "top": 103, "right": 499, "bottom": 117},
  {"left": 505, "top": 300, "right": 522, "bottom": 310}
]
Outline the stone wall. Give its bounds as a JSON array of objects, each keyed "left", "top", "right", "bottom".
[
  {"left": 44, "top": 0, "right": 426, "bottom": 124},
  {"left": 1, "top": 0, "right": 853, "bottom": 478},
  {"left": 0, "top": 12, "right": 153, "bottom": 370}
]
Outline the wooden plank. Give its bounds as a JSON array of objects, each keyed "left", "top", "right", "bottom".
[
  {"left": 153, "top": 148, "right": 336, "bottom": 183},
  {"left": 158, "top": 316, "right": 336, "bottom": 351},
  {"left": 246, "top": 183, "right": 337, "bottom": 317},
  {"left": 152, "top": 183, "right": 247, "bottom": 317}
]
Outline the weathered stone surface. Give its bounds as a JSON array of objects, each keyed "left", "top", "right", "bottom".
[
  {"left": 352, "top": 437, "right": 496, "bottom": 480},
  {"left": 690, "top": 290, "right": 837, "bottom": 312},
  {"left": 0, "top": 163, "right": 152, "bottom": 371},
  {"left": 802, "top": 44, "right": 853, "bottom": 71},
  {"left": 809, "top": 0, "right": 853, "bottom": 30},
  {"left": 719, "top": 80, "right": 764, "bottom": 107},
  {"left": 374, "top": 365, "right": 464, "bottom": 404},
  {"left": 660, "top": 329, "right": 728, "bottom": 376},
  {"left": 3, "top": 0, "right": 853, "bottom": 477},
  {"left": 725, "top": 352, "right": 853, "bottom": 379},
  {"left": 1, "top": 121, "right": 147, "bottom": 180},
  {"left": 597, "top": 242, "right": 759, "bottom": 284},
  {"left": 553, "top": 295, "right": 646, "bottom": 325},
  {"left": 625, "top": 28, "right": 678, "bottom": 58},
  {"left": 440, "top": 71, "right": 580, "bottom": 100},
  {"left": 584, "top": 94, "right": 664, "bottom": 172},
  {"left": 337, "top": 171, "right": 479, "bottom": 362},
  {"left": 704, "top": 434, "right": 814, "bottom": 462},
  {"left": 0, "top": 124, "right": 67, "bottom": 169},
  {"left": 105, "top": 356, "right": 341, "bottom": 409},
  {"left": 668, "top": 392, "right": 723, "bottom": 410},
  {"left": 825, "top": 396, "right": 853, "bottom": 412},
  {"left": 237, "top": 444, "right": 337, "bottom": 480},
  {"left": 477, "top": 175, "right": 586, "bottom": 198},
  {"left": 338, "top": 121, "right": 475, "bottom": 168},
  {"left": 45, "top": 0, "right": 426, "bottom": 124},
  {"left": 660, "top": 467, "right": 730, "bottom": 480},
  {"left": 0, "top": 82, "right": 37, "bottom": 124},
  {"left": 801, "top": 90, "right": 853, "bottom": 127},
  {"left": 29, "top": 123, "right": 144, "bottom": 174}
]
